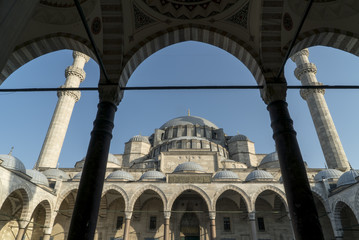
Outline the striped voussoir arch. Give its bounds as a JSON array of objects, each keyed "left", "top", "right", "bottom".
[
  {"left": 289, "top": 28, "right": 359, "bottom": 57},
  {"left": 119, "top": 25, "right": 264, "bottom": 88},
  {"left": 101, "top": 0, "right": 124, "bottom": 82},
  {"left": 333, "top": 199, "right": 358, "bottom": 235},
  {"left": 0, "top": 33, "right": 95, "bottom": 83},
  {"left": 260, "top": 0, "right": 284, "bottom": 76}
]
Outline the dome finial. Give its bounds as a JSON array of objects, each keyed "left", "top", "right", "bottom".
[
  {"left": 8, "top": 146, "right": 14, "bottom": 156},
  {"left": 187, "top": 109, "right": 190, "bottom": 116},
  {"left": 349, "top": 162, "right": 353, "bottom": 170}
]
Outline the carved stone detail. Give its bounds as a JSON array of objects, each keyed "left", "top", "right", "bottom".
[
  {"left": 73, "top": 51, "right": 90, "bottom": 62},
  {"left": 294, "top": 63, "right": 317, "bottom": 80},
  {"left": 290, "top": 48, "right": 309, "bottom": 62},
  {"left": 99, "top": 84, "right": 124, "bottom": 106},
  {"left": 300, "top": 88, "right": 325, "bottom": 100},
  {"left": 261, "top": 82, "right": 287, "bottom": 105},
  {"left": 248, "top": 211, "right": 255, "bottom": 220},
  {"left": 57, "top": 85, "right": 81, "bottom": 102},
  {"left": 164, "top": 211, "right": 171, "bottom": 219},
  {"left": 65, "top": 66, "right": 86, "bottom": 82},
  {"left": 226, "top": 2, "right": 249, "bottom": 28},
  {"left": 209, "top": 211, "right": 216, "bottom": 220}
]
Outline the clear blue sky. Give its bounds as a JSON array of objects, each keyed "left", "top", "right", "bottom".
[{"left": 0, "top": 41, "right": 358, "bottom": 170}]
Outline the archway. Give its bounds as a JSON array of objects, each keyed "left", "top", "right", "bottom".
[
  {"left": 215, "top": 189, "right": 250, "bottom": 239},
  {"left": 312, "top": 193, "right": 335, "bottom": 239},
  {"left": 52, "top": 190, "right": 77, "bottom": 240},
  {"left": 97, "top": 189, "right": 126, "bottom": 240},
  {"left": 0, "top": 189, "right": 28, "bottom": 239},
  {"left": 254, "top": 190, "right": 293, "bottom": 240},
  {"left": 335, "top": 201, "right": 359, "bottom": 239},
  {"left": 130, "top": 189, "right": 165, "bottom": 240},
  {"left": 25, "top": 202, "right": 47, "bottom": 239},
  {"left": 171, "top": 189, "right": 210, "bottom": 240}
]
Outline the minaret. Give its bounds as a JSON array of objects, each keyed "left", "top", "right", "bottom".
[
  {"left": 291, "top": 49, "right": 350, "bottom": 171},
  {"left": 35, "top": 51, "right": 90, "bottom": 169}
]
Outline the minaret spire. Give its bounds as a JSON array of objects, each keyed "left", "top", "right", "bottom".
[
  {"left": 35, "top": 51, "right": 90, "bottom": 169},
  {"left": 291, "top": 48, "right": 350, "bottom": 171}
]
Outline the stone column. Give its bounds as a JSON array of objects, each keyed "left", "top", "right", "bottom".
[
  {"left": 123, "top": 211, "right": 133, "bottom": 240},
  {"left": 35, "top": 51, "right": 90, "bottom": 169},
  {"left": 43, "top": 226, "right": 53, "bottom": 240},
  {"left": 209, "top": 211, "right": 216, "bottom": 240},
  {"left": 15, "top": 228, "right": 26, "bottom": 240},
  {"left": 262, "top": 82, "right": 324, "bottom": 240},
  {"left": 248, "top": 212, "right": 257, "bottom": 240},
  {"left": 291, "top": 49, "right": 350, "bottom": 171},
  {"left": 15, "top": 220, "right": 28, "bottom": 240},
  {"left": 164, "top": 211, "right": 171, "bottom": 240}
]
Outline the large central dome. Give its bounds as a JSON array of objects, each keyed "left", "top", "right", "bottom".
[{"left": 160, "top": 116, "right": 219, "bottom": 129}]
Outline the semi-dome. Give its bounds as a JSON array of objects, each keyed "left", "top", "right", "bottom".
[
  {"left": 173, "top": 162, "right": 205, "bottom": 173},
  {"left": 228, "top": 134, "right": 249, "bottom": 143},
  {"left": 26, "top": 169, "right": 49, "bottom": 187},
  {"left": 337, "top": 170, "right": 359, "bottom": 187},
  {"left": 107, "top": 170, "right": 135, "bottom": 181},
  {"left": 160, "top": 116, "right": 219, "bottom": 130},
  {"left": 0, "top": 154, "right": 26, "bottom": 173},
  {"left": 129, "top": 135, "right": 150, "bottom": 144},
  {"left": 43, "top": 169, "right": 70, "bottom": 181},
  {"left": 73, "top": 171, "right": 82, "bottom": 179},
  {"left": 245, "top": 170, "right": 274, "bottom": 182},
  {"left": 260, "top": 152, "right": 279, "bottom": 166},
  {"left": 213, "top": 170, "right": 239, "bottom": 180},
  {"left": 140, "top": 170, "right": 166, "bottom": 180},
  {"left": 314, "top": 169, "right": 343, "bottom": 182}
]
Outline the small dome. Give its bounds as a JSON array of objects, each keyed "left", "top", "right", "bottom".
[
  {"left": 0, "top": 154, "right": 26, "bottom": 173},
  {"left": 160, "top": 116, "right": 219, "bottom": 129},
  {"left": 140, "top": 170, "right": 166, "bottom": 180},
  {"left": 43, "top": 169, "right": 70, "bottom": 181},
  {"left": 26, "top": 169, "right": 49, "bottom": 187},
  {"left": 107, "top": 170, "right": 134, "bottom": 181},
  {"left": 337, "top": 170, "right": 359, "bottom": 187},
  {"left": 73, "top": 171, "right": 82, "bottom": 179},
  {"left": 76, "top": 153, "right": 120, "bottom": 168},
  {"left": 213, "top": 170, "right": 239, "bottom": 180},
  {"left": 228, "top": 134, "right": 249, "bottom": 143},
  {"left": 173, "top": 162, "right": 205, "bottom": 173},
  {"left": 245, "top": 170, "right": 274, "bottom": 182},
  {"left": 314, "top": 169, "right": 343, "bottom": 182},
  {"left": 129, "top": 135, "right": 150, "bottom": 144},
  {"left": 260, "top": 152, "right": 279, "bottom": 165}
]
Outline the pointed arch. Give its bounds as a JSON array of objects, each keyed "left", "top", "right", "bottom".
[
  {"left": 0, "top": 33, "right": 95, "bottom": 83},
  {"left": 168, "top": 185, "right": 212, "bottom": 211},
  {"left": 288, "top": 28, "right": 359, "bottom": 58},
  {"left": 101, "top": 184, "right": 129, "bottom": 209},
  {"left": 333, "top": 199, "right": 359, "bottom": 237},
  {"left": 119, "top": 25, "right": 264, "bottom": 89},
  {"left": 55, "top": 184, "right": 79, "bottom": 211},
  {"left": 212, "top": 185, "right": 251, "bottom": 212},
  {"left": 251, "top": 185, "right": 288, "bottom": 212},
  {"left": 128, "top": 185, "right": 167, "bottom": 212},
  {"left": 1, "top": 184, "right": 32, "bottom": 218}
]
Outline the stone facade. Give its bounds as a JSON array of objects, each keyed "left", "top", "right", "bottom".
[{"left": 1, "top": 114, "right": 359, "bottom": 240}]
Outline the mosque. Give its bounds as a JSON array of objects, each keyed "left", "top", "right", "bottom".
[
  {"left": 1, "top": 1, "right": 359, "bottom": 240},
  {"left": 0, "top": 49, "right": 359, "bottom": 240}
]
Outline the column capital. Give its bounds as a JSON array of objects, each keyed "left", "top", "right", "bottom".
[
  {"left": 208, "top": 211, "right": 216, "bottom": 220},
  {"left": 290, "top": 48, "right": 309, "bottom": 62},
  {"left": 57, "top": 85, "right": 81, "bottom": 102},
  {"left": 99, "top": 84, "right": 123, "bottom": 106},
  {"left": 248, "top": 211, "right": 256, "bottom": 221},
  {"left": 164, "top": 211, "right": 171, "bottom": 219},
  {"left": 73, "top": 51, "right": 90, "bottom": 63},
  {"left": 125, "top": 211, "right": 132, "bottom": 219},
  {"left": 65, "top": 65, "right": 86, "bottom": 82},
  {"left": 261, "top": 82, "right": 287, "bottom": 105},
  {"left": 294, "top": 62, "right": 317, "bottom": 80}
]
